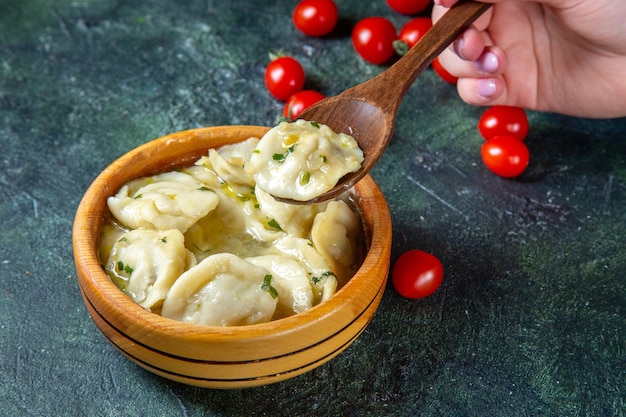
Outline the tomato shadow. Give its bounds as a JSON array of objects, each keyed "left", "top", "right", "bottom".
[{"left": 324, "top": 16, "right": 355, "bottom": 39}]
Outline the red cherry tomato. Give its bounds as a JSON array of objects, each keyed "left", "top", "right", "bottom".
[
  {"left": 293, "top": 0, "right": 339, "bottom": 37},
  {"left": 352, "top": 17, "right": 397, "bottom": 65},
  {"left": 386, "top": 0, "right": 431, "bottom": 15},
  {"left": 431, "top": 57, "right": 458, "bottom": 85},
  {"left": 392, "top": 250, "right": 444, "bottom": 299},
  {"left": 481, "top": 135, "right": 530, "bottom": 178},
  {"left": 283, "top": 90, "right": 325, "bottom": 120},
  {"left": 398, "top": 17, "right": 432, "bottom": 49},
  {"left": 478, "top": 105, "right": 529, "bottom": 141},
  {"left": 264, "top": 56, "right": 306, "bottom": 102}
]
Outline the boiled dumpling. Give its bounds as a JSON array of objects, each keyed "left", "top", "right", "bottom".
[
  {"left": 217, "top": 137, "right": 259, "bottom": 165},
  {"left": 104, "top": 228, "right": 188, "bottom": 311},
  {"left": 245, "top": 120, "right": 364, "bottom": 201},
  {"left": 98, "top": 221, "right": 128, "bottom": 264},
  {"left": 161, "top": 253, "right": 278, "bottom": 326},
  {"left": 239, "top": 194, "right": 286, "bottom": 244},
  {"left": 311, "top": 200, "right": 362, "bottom": 285},
  {"left": 246, "top": 255, "right": 314, "bottom": 319},
  {"left": 207, "top": 138, "right": 258, "bottom": 187},
  {"left": 272, "top": 235, "right": 338, "bottom": 304},
  {"left": 183, "top": 160, "right": 222, "bottom": 189},
  {"left": 255, "top": 186, "right": 327, "bottom": 238},
  {"left": 107, "top": 171, "right": 219, "bottom": 233},
  {"left": 184, "top": 192, "right": 270, "bottom": 262}
]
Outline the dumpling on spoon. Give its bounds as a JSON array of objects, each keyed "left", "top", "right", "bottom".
[{"left": 245, "top": 120, "right": 364, "bottom": 202}]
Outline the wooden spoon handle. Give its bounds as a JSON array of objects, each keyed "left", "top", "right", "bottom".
[{"left": 349, "top": 0, "right": 491, "bottom": 106}]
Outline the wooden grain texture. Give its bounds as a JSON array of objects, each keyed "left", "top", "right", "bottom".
[
  {"left": 72, "top": 125, "right": 392, "bottom": 388},
  {"left": 297, "top": 0, "right": 491, "bottom": 204}
]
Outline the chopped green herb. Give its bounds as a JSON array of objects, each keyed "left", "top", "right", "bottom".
[
  {"left": 320, "top": 154, "right": 327, "bottom": 163},
  {"left": 118, "top": 237, "right": 128, "bottom": 243},
  {"left": 312, "top": 270, "right": 336, "bottom": 284},
  {"left": 117, "top": 261, "right": 134, "bottom": 275},
  {"left": 310, "top": 121, "right": 320, "bottom": 128},
  {"left": 160, "top": 236, "right": 167, "bottom": 243},
  {"left": 134, "top": 194, "right": 143, "bottom": 200},
  {"left": 272, "top": 145, "right": 295, "bottom": 163},
  {"left": 261, "top": 274, "right": 278, "bottom": 299},
  {"left": 299, "top": 171, "right": 311, "bottom": 185},
  {"left": 253, "top": 149, "right": 260, "bottom": 154},
  {"left": 197, "top": 186, "right": 212, "bottom": 191},
  {"left": 267, "top": 219, "right": 282, "bottom": 231}
]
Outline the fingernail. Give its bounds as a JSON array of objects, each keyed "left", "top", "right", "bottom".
[
  {"left": 474, "top": 51, "right": 499, "bottom": 73},
  {"left": 477, "top": 79, "right": 497, "bottom": 98},
  {"left": 453, "top": 38, "right": 465, "bottom": 60}
]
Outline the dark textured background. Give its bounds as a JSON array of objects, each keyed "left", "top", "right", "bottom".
[{"left": 1, "top": 0, "right": 625, "bottom": 416}]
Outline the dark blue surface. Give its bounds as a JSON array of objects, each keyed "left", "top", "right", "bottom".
[{"left": 1, "top": 0, "right": 625, "bottom": 415}]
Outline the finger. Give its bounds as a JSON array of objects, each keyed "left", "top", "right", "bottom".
[
  {"left": 452, "top": 26, "right": 488, "bottom": 61},
  {"left": 439, "top": 45, "right": 507, "bottom": 78},
  {"left": 457, "top": 76, "right": 507, "bottom": 106}
]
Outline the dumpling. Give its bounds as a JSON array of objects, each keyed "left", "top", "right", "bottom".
[
  {"left": 207, "top": 137, "right": 258, "bottom": 187},
  {"left": 184, "top": 194, "right": 258, "bottom": 261},
  {"left": 183, "top": 160, "right": 222, "bottom": 189},
  {"left": 272, "top": 235, "right": 338, "bottom": 305},
  {"left": 217, "top": 137, "right": 260, "bottom": 165},
  {"left": 245, "top": 120, "right": 364, "bottom": 201},
  {"left": 98, "top": 221, "right": 128, "bottom": 264},
  {"left": 255, "top": 186, "right": 327, "bottom": 238},
  {"left": 184, "top": 189, "right": 283, "bottom": 263},
  {"left": 246, "top": 255, "right": 314, "bottom": 319},
  {"left": 107, "top": 171, "right": 219, "bottom": 233},
  {"left": 238, "top": 193, "right": 286, "bottom": 244},
  {"left": 311, "top": 200, "right": 363, "bottom": 285},
  {"left": 161, "top": 253, "right": 278, "bottom": 326},
  {"left": 104, "top": 228, "right": 188, "bottom": 312}
]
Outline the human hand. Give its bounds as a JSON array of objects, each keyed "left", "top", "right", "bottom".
[{"left": 433, "top": 0, "right": 626, "bottom": 118}]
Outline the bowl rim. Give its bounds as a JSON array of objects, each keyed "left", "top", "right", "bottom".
[{"left": 73, "top": 125, "right": 391, "bottom": 341}]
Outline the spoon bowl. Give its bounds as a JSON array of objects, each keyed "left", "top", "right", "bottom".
[{"left": 284, "top": 0, "right": 491, "bottom": 204}]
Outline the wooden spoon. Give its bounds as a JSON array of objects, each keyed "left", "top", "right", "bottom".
[{"left": 281, "top": 0, "right": 491, "bottom": 204}]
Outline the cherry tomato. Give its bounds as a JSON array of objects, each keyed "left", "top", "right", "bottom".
[
  {"left": 478, "top": 105, "right": 529, "bottom": 141},
  {"left": 399, "top": 17, "right": 432, "bottom": 49},
  {"left": 392, "top": 250, "right": 444, "bottom": 299},
  {"left": 283, "top": 90, "right": 325, "bottom": 120},
  {"left": 352, "top": 17, "right": 397, "bottom": 65},
  {"left": 481, "top": 135, "right": 530, "bottom": 178},
  {"left": 264, "top": 56, "right": 306, "bottom": 102},
  {"left": 293, "top": 0, "right": 339, "bottom": 37},
  {"left": 431, "top": 57, "right": 458, "bottom": 85},
  {"left": 386, "top": 0, "right": 431, "bottom": 15}
]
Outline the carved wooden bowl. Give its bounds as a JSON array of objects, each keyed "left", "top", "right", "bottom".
[{"left": 72, "top": 125, "right": 391, "bottom": 388}]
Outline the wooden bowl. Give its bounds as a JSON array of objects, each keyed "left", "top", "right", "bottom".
[{"left": 72, "top": 125, "right": 391, "bottom": 389}]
